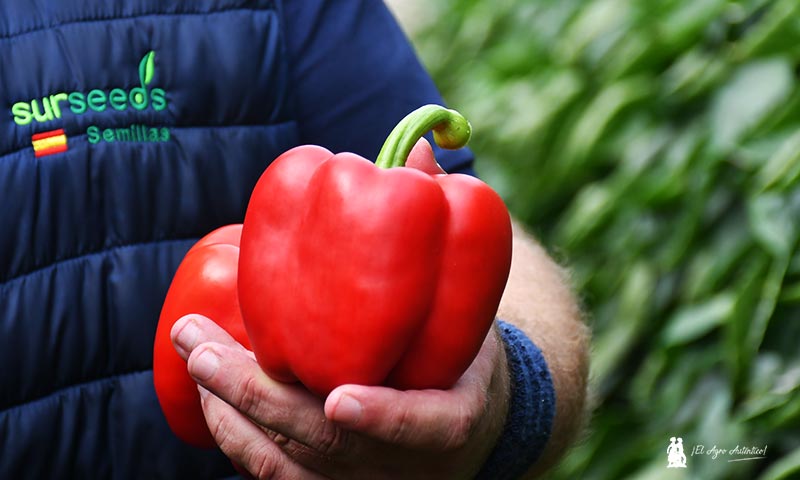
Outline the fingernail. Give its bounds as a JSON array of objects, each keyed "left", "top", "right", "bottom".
[
  {"left": 197, "top": 386, "right": 210, "bottom": 400},
  {"left": 333, "top": 394, "right": 362, "bottom": 425},
  {"left": 192, "top": 349, "right": 220, "bottom": 381},
  {"left": 173, "top": 316, "right": 200, "bottom": 351}
]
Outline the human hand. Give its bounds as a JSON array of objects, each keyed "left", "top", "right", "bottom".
[{"left": 170, "top": 314, "right": 510, "bottom": 479}]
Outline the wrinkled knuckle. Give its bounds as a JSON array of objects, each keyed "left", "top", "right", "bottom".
[
  {"left": 445, "top": 405, "right": 480, "bottom": 450},
  {"left": 313, "top": 422, "right": 350, "bottom": 458},
  {"left": 209, "top": 412, "right": 237, "bottom": 452},
  {"left": 386, "top": 406, "right": 413, "bottom": 446},
  {"left": 235, "top": 374, "right": 265, "bottom": 417},
  {"left": 245, "top": 444, "right": 280, "bottom": 480}
]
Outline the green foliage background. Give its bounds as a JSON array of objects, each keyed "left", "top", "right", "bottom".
[{"left": 407, "top": 0, "right": 800, "bottom": 478}]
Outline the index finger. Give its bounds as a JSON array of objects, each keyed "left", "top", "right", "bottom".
[
  {"left": 186, "top": 340, "right": 344, "bottom": 455},
  {"left": 171, "top": 314, "right": 252, "bottom": 360}
]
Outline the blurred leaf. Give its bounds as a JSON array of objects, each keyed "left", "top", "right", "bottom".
[
  {"left": 726, "top": 253, "right": 770, "bottom": 393},
  {"left": 733, "top": 0, "right": 800, "bottom": 61},
  {"left": 562, "top": 76, "right": 653, "bottom": 167},
  {"left": 748, "top": 257, "right": 792, "bottom": 351},
  {"left": 741, "top": 355, "right": 800, "bottom": 421},
  {"left": 682, "top": 215, "right": 752, "bottom": 301},
  {"left": 747, "top": 192, "right": 799, "bottom": 259},
  {"left": 658, "top": 0, "right": 727, "bottom": 52},
  {"left": 711, "top": 58, "right": 794, "bottom": 151},
  {"left": 763, "top": 394, "right": 800, "bottom": 430},
  {"left": 555, "top": 182, "right": 616, "bottom": 247},
  {"left": 625, "top": 460, "right": 691, "bottom": 480},
  {"left": 556, "top": 0, "right": 633, "bottom": 65},
  {"left": 754, "top": 131, "right": 800, "bottom": 191},
  {"left": 663, "top": 48, "right": 729, "bottom": 101},
  {"left": 590, "top": 261, "right": 656, "bottom": 390},
  {"left": 758, "top": 446, "right": 800, "bottom": 480},
  {"left": 779, "top": 282, "right": 800, "bottom": 303},
  {"left": 661, "top": 293, "right": 735, "bottom": 347}
]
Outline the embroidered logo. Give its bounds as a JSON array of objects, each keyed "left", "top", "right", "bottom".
[
  {"left": 32, "top": 129, "right": 68, "bottom": 157},
  {"left": 12, "top": 51, "right": 171, "bottom": 155}
]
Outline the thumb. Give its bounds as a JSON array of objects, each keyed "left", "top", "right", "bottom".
[
  {"left": 405, "top": 137, "right": 446, "bottom": 175},
  {"left": 324, "top": 384, "right": 482, "bottom": 451}
]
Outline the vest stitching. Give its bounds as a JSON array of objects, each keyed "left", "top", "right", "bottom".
[
  {"left": 0, "top": 3, "right": 276, "bottom": 41},
  {"left": 0, "top": 368, "right": 152, "bottom": 415},
  {"left": 0, "top": 237, "right": 197, "bottom": 289}
]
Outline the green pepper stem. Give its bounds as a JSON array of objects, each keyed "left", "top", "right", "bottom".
[{"left": 375, "top": 104, "right": 472, "bottom": 169}]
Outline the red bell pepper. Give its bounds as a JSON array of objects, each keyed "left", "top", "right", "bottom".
[
  {"left": 238, "top": 105, "right": 512, "bottom": 396},
  {"left": 153, "top": 224, "right": 250, "bottom": 448}
]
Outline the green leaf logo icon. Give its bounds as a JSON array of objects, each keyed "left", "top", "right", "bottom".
[{"left": 139, "top": 51, "right": 156, "bottom": 88}]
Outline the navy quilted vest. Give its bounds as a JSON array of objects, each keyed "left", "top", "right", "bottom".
[
  {"left": 0, "top": 0, "right": 471, "bottom": 477},
  {"left": 1, "top": 1, "right": 295, "bottom": 477}
]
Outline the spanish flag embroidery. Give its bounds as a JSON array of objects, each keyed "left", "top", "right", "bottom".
[{"left": 32, "top": 129, "right": 68, "bottom": 158}]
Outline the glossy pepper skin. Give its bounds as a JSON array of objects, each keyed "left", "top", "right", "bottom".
[
  {"left": 238, "top": 105, "right": 512, "bottom": 396},
  {"left": 152, "top": 224, "right": 250, "bottom": 448}
]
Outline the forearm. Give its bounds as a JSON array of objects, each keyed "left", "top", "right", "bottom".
[{"left": 497, "top": 219, "right": 591, "bottom": 478}]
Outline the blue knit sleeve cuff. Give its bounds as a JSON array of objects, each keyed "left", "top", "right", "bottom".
[{"left": 476, "top": 321, "right": 556, "bottom": 480}]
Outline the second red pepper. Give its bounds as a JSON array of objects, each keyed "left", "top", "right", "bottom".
[{"left": 153, "top": 224, "right": 250, "bottom": 448}]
